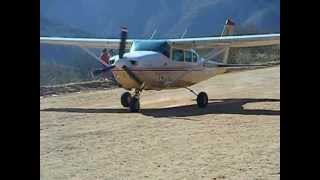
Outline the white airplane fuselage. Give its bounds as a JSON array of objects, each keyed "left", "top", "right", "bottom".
[{"left": 110, "top": 41, "right": 226, "bottom": 90}]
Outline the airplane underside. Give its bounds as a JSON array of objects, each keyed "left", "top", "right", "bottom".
[{"left": 112, "top": 67, "right": 226, "bottom": 90}]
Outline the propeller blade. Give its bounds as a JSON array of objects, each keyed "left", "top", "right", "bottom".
[
  {"left": 121, "top": 65, "right": 144, "bottom": 88},
  {"left": 117, "top": 27, "right": 144, "bottom": 88},
  {"left": 91, "top": 65, "right": 115, "bottom": 77},
  {"left": 119, "top": 27, "right": 128, "bottom": 59}
]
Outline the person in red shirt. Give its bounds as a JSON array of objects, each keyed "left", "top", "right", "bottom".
[
  {"left": 100, "top": 48, "right": 110, "bottom": 65},
  {"left": 94, "top": 48, "right": 117, "bottom": 82}
]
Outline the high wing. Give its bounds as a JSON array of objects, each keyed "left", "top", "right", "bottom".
[
  {"left": 40, "top": 33, "right": 279, "bottom": 50},
  {"left": 167, "top": 33, "right": 280, "bottom": 49},
  {"left": 40, "top": 37, "right": 133, "bottom": 49}
]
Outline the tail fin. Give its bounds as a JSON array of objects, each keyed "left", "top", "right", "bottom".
[
  {"left": 221, "top": 17, "right": 235, "bottom": 36},
  {"left": 221, "top": 17, "right": 235, "bottom": 63}
]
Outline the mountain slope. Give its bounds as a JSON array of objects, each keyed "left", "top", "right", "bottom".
[
  {"left": 40, "top": 0, "right": 279, "bottom": 38},
  {"left": 40, "top": 17, "right": 93, "bottom": 37}
]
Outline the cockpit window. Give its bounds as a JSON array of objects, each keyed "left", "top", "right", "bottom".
[
  {"left": 172, "top": 49, "right": 184, "bottom": 62},
  {"left": 172, "top": 49, "right": 198, "bottom": 63},
  {"left": 131, "top": 41, "right": 170, "bottom": 58}
]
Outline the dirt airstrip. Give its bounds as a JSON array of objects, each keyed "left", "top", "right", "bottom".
[{"left": 40, "top": 66, "right": 280, "bottom": 180}]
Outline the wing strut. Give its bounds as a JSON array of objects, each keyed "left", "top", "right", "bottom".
[{"left": 204, "top": 47, "right": 230, "bottom": 60}]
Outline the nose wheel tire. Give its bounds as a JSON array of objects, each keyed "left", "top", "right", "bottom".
[
  {"left": 197, "top": 92, "right": 208, "bottom": 108},
  {"left": 129, "top": 97, "right": 140, "bottom": 112},
  {"left": 121, "top": 92, "right": 132, "bottom": 107}
]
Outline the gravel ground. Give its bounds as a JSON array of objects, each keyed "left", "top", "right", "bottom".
[{"left": 40, "top": 66, "right": 280, "bottom": 180}]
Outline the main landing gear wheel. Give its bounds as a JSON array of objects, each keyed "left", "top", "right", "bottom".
[
  {"left": 196, "top": 92, "right": 208, "bottom": 108},
  {"left": 129, "top": 97, "right": 140, "bottom": 112},
  {"left": 121, "top": 92, "right": 132, "bottom": 107}
]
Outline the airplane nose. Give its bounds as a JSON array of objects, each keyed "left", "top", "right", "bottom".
[
  {"left": 114, "top": 51, "right": 156, "bottom": 69},
  {"left": 114, "top": 58, "right": 129, "bottom": 68}
]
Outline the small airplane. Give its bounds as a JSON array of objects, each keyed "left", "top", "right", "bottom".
[{"left": 40, "top": 18, "right": 280, "bottom": 112}]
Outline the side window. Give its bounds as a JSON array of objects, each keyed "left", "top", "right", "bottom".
[
  {"left": 192, "top": 52, "right": 198, "bottom": 63},
  {"left": 172, "top": 49, "right": 184, "bottom": 62},
  {"left": 185, "top": 51, "right": 192, "bottom": 62}
]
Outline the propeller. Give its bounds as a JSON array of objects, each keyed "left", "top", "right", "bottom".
[
  {"left": 92, "top": 26, "right": 144, "bottom": 88},
  {"left": 118, "top": 26, "right": 144, "bottom": 88},
  {"left": 91, "top": 65, "right": 115, "bottom": 77}
]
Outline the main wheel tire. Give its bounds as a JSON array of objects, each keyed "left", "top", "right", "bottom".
[
  {"left": 129, "top": 97, "right": 140, "bottom": 112},
  {"left": 196, "top": 92, "right": 208, "bottom": 108},
  {"left": 121, "top": 92, "right": 132, "bottom": 107}
]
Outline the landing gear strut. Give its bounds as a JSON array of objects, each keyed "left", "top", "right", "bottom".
[
  {"left": 129, "top": 89, "right": 141, "bottom": 112},
  {"left": 185, "top": 87, "right": 208, "bottom": 108}
]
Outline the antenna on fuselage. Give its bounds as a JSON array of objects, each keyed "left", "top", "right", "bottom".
[
  {"left": 149, "top": 29, "right": 157, "bottom": 39},
  {"left": 180, "top": 28, "right": 188, "bottom": 38}
]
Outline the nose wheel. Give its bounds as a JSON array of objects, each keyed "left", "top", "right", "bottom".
[
  {"left": 120, "top": 92, "right": 132, "bottom": 107},
  {"left": 120, "top": 89, "right": 142, "bottom": 112}
]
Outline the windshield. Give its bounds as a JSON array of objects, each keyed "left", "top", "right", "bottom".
[{"left": 131, "top": 40, "right": 170, "bottom": 58}]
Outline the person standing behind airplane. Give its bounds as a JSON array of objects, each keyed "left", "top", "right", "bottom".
[{"left": 97, "top": 48, "right": 117, "bottom": 82}]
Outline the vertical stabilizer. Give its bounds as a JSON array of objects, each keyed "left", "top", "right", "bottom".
[{"left": 221, "top": 17, "right": 235, "bottom": 36}]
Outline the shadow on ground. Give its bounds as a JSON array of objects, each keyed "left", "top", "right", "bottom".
[{"left": 41, "top": 98, "right": 280, "bottom": 118}]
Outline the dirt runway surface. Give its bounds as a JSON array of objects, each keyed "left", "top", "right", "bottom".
[{"left": 40, "top": 66, "right": 280, "bottom": 180}]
